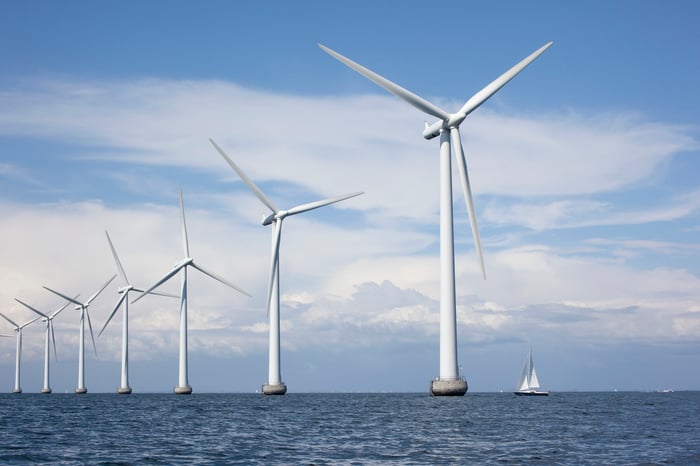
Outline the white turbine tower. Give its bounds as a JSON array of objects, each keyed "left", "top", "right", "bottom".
[
  {"left": 210, "top": 138, "right": 363, "bottom": 395},
  {"left": 132, "top": 187, "right": 249, "bottom": 395},
  {"left": 14, "top": 297, "right": 74, "bottom": 394},
  {"left": 44, "top": 275, "right": 116, "bottom": 394},
  {"left": 0, "top": 311, "right": 41, "bottom": 393},
  {"left": 99, "top": 230, "right": 176, "bottom": 394},
  {"left": 320, "top": 42, "right": 552, "bottom": 396}
]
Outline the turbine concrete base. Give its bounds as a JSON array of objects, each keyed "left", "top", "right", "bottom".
[
  {"left": 262, "top": 383, "right": 287, "bottom": 395},
  {"left": 41, "top": 388, "right": 52, "bottom": 394},
  {"left": 174, "top": 385, "right": 193, "bottom": 395},
  {"left": 117, "top": 387, "right": 133, "bottom": 394},
  {"left": 12, "top": 388, "right": 21, "bottom": 394},
  {"left": 430, "top": 378, "right": 468, "bottom": 396},
  {"left": 75, "top": 387, "right": 88, "bottom": 394}
]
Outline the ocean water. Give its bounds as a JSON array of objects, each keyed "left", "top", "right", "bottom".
[{"left": 0, "top": 391, "right": 698, "bottom": 465}]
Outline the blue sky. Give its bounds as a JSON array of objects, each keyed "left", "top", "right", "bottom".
[{"left": 1, "top": 1, "right": 699, "bottom": 393}]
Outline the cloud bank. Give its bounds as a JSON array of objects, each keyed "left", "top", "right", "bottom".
[{"left": 1, "top": 77, "right": 699, "bottom": 391}]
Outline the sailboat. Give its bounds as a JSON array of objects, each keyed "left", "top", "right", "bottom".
[{"left": 514, "top": 347, "right": 549, "bottom": 396}]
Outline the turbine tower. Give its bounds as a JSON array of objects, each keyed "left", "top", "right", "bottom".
[
  {"left": 15, "top": 297, "right": 74, "bottom": 394},
  {"left": 320, "top": 42, "right": 552, "bottom": 396},
  {"left": 0, "top": 311, "right": 41, "bottom": 393},
  {"left": 44, "top": 275, "right": 116, "bottom": 394},
  {"left": 132, "top": 187, "right": 249, "bottom": 395},
  {"left": 99, "top": 230, "right": 176, "bottom": 394},
  {"left": 210, "top": 138, "right": 362, "bottom": 395}
]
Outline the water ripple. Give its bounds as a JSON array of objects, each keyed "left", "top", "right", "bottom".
[{"left": 0, "top": 392, "right": 698, "bottom": 464}]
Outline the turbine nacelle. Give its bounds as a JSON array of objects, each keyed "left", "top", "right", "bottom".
[
  {"left": 172, "top": 257, "right": 194, "bottom": 269},
  {"left": 262, "top": 211, "right": 291, "bottom": 226},
  {"left": 423, "top": 112, "right": 468, "bottom": 140}
]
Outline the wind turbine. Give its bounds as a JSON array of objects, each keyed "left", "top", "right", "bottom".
[
  {"left": 210, "top": 138, "right": 363, "bottom": 395},
  {"left": 44, "top": 275, "right": 116, "bottom": 394},
  {"left": 0, "top": 311, "right": 41, "bottom": 393},
  {"left": 99, "top": 230, "right": 176, "bottom": 394},
  {"left": 320, "top": 42, "right": 552, "bottom": 396},
  {"left": 14, "top": 297, "right": 74, "bottom": 393},
  {"left": 132, "top": 187, "right": 249, "bottom": 395}
]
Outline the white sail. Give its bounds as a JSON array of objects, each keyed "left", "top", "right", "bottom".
[
  {"left": 528, "top": 349, "right": 540, "bottom": 389},
  {"left": 529, "top": 366, "right": 540, "bottom": 390},
  {"left": 516, "top": 356, "right": 530, "bottom": 391}
]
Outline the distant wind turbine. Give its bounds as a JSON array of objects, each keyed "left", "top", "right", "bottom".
[
  {"left": 15, "top": 297, "right": 74, "bottom": 394},
  {"left": 0, "top": 311, "right": 41, "bottom": 393},
  {"left": 99, "top": 230, "right": 176, "bottom": 394},
  {"left": 132, "top": 187, "right": 249, "bottom": 395},
  {"left": 320, "top": 42, "right": 552, "bottom": 396},
  {"left": 44, "top": 275, "right": 116, "bottom": 394},
  {"left": 210, "top": 138, "right": 363, "bottom": 395}
]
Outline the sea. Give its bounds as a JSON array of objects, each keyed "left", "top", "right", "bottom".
[{"left": 0, "top": 391, "right": 698, "bottom": 465}]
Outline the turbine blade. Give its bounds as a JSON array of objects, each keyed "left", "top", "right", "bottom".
[
  {"left": 179, "top": 187, "right": 191, "bottom": 258},
  {"left": 131, "top": 265, "right": 184, "bottom": 304},
  {"left": 43, "top": 286, "right": 83, "bottom": 307},
  {"left": 0, "top": 333, "right": 13, "bottom": 338},
  {"left": 105, "top": 230, "right": 129, "bottom": 285},
  {"left": 266, "top": 219, "right": 283, "bottom": 317},
  {"left": 150, "top": 290, "right": 180, "bottom": 299},
  {"left": 451, "top": 128, "right": 486, "bottom": 279},
  {"left": 286, "top": 191, "right": 363, "bottom": 217},
  {"left": 209, "top": 138, "right": 279, "bottom": 213},
  {"left": 86, "top": 275, "right": 117, "bottom": 305},
  {"left": 99, "top": 292, "right": 128, "bottom": 337},
  {"left": 132, "top": 288, "right": 179, "bottom": 299},
  {"left": 20, "top": 315, "right": 42, "bottom": 329},
  {"left": 458, "top": 42, "right": 553, "bottom": 117},
  {"left": 0, "top": 311, "right": 19, "bottom": 328},
  {"left": 86, "top": 309, "right": 97, "bottom": 356},
  {"left": 319, "top": 44, "right": 451, "bottom": 121},
  {"left": 190, "top": 262, "right": 251, "bottom": 297},
  {"left": 50, "top": 321, "right": 58, "bottom": 361},
  {"left": 14, "top": 298, "right": 48, "bottom": 319}
]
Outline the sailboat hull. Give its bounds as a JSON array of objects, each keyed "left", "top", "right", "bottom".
[{"left": 514, "top": 390, "right": 549, "bottom": 396}]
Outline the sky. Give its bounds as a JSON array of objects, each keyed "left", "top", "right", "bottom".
[{"left": 1, "top": 1, "right": 699, "bottom": 393}]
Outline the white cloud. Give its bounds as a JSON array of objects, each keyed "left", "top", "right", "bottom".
[
  {"left": 483, "top": 189, "right": 700, "bottom": 230},
  {"left": 466, "top": 111, "right": 698, "bottom": 196},
  {"left": 1, "top": 79, "right": 696, "bottom": 222}
]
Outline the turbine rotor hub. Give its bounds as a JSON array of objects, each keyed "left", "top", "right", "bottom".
[{"left": 446, "top": 112, "right": 466, "bottom": 128}]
